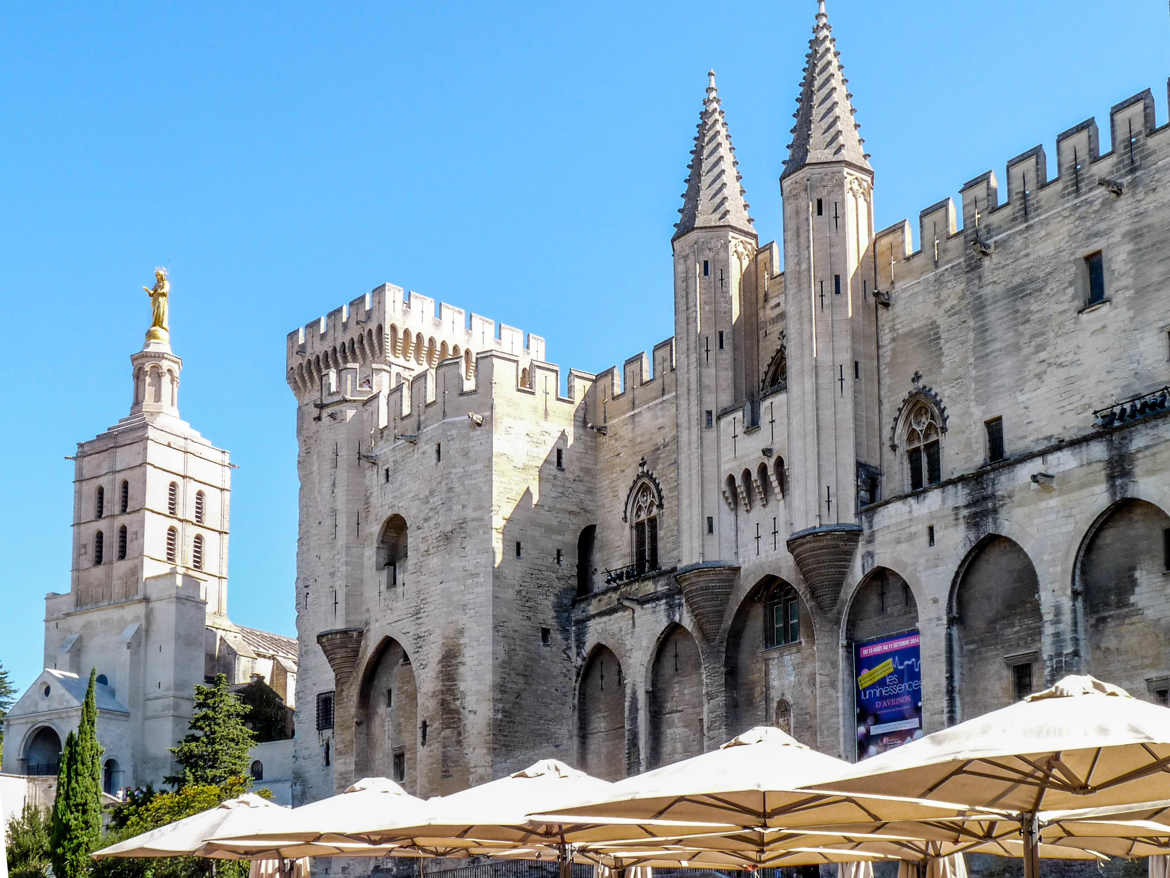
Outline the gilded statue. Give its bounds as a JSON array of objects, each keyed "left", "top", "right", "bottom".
[{"left": 144, "top": 267, "right": 170, "bottom": 342}]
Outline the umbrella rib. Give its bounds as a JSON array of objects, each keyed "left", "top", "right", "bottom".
[{"left": 1090, "top": 748, "right": 1170, "bottom": 792}]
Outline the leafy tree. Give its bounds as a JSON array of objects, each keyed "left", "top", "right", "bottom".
[
  {"left": 5, "top": 801, "right": 51, "bottom": 878},
  {"left": 0, "top": 660, "right": 16, "bottom": 762},
  {"left": 235, "top": 679, "right": 293, "bottom": 743},
  {"left": 167, "top": 675, "right": 255, "bottom": 788},
  {"left": 50, "top": 668, "right": 103, "bottom": 878}
]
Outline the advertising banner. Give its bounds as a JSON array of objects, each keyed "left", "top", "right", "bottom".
[{"left": 854, "top": 631, "right": 922, "bottom": 759}]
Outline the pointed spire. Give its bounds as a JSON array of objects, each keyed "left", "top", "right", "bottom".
[
  {"left": 674, "top": 70, "right": 755, "bottom": 241},
  {"left": 781, "top": 0, "right": 871, "bottom": 181}
]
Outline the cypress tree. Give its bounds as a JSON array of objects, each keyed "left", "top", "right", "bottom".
[
  {"left": 49, "top": 669, "right": 103, "bottom": 878},
  {"left": 167, "top": 674, "right": 255, "bottom": 788}
]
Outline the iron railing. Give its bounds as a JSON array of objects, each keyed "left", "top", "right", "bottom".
[
  {"left": 603, "top": 562, "right": 661, "bottom": 586},
  {"left": 1095, "top": 386, "right": 1169, "bottom": 429}
]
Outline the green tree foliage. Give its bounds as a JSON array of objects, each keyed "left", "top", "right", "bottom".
[
  {"left": 167, "top": 675, "right": 256, "bottom": 788},
  {"left": 5, "top": 802, "right": 52, "bottom": 878},
  {"left": 50, "top": 669, "right": 103, "bottom": 878},
  {"left": 0, "top": 660, "right": 16, "bottom": 762},
  {"left": 235, "top": 679, "right": 293, "bottom": 743}
]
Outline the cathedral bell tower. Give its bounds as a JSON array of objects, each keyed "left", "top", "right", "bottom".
[
  {"left": 781, "top": 0, "right": 880, "bottom": 613},
  {"left": 672, "top": 72, "right": 757, "bottom": 635}
]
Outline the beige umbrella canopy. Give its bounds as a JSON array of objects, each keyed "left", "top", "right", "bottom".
[
  {"left": 93, "top": 794, "right": 288, "bottom": 860},
  {"left": 808, "top": 676, "right": 1170, "bottom": 878},
  {"left": 544, "top": 727, "right": 977, "bottom": 829}
]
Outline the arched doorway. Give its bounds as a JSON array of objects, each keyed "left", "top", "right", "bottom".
[
  {"left": 950, "top": 536, "right": 1042, "bottom": 721},
  {"left": 355, "top": 637, "right": 419, "bottom": 792},
  {"left": 577, "top": 645, "right": 626, "bottom": 780},
  {"left": 103, "top": 758, "right": 122, "bottom": 795},
  {"left": 724, "top": 577, "right": 816, "bottom": 742},
  {"left": 1077, "top": 499, "right": 1170, "bottom": 698},
  {"left": 376, "top": 516, "right": 408, "bottom": 590},
  {"left": 648, "top": 625, "right": 703, "bottom": 768},
  {"left": 23, "top": 726, "right": 61, "bottom": 776},
  {"left": 846, "top": 568, "right": 921, "bottom": 758}
]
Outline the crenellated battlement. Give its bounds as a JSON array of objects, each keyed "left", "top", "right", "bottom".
[
  {"left": 873, "top": 83, "right": 1169, "bottom": 290},
  {"left": 285, "top": 283, "right": 547, "bottom": 399},
  {"left": 585, "top": 338, "right": 677, "bottom": 424}
]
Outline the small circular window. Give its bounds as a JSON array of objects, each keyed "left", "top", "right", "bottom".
[{"left": 42, "top": 684, "right": 51, "bottom": 697}]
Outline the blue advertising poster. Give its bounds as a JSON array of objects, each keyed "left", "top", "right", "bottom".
[{"left": 854, "top": 631, "right": 922, "bottom": 759}]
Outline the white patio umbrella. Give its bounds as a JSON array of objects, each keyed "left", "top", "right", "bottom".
[
  {"left": 93, "top": 793, "right": 287, "bottom": 860},
  {"left": 808, "top": 675, "right": 1170, "bottom": 878},
  {"left": 544, "top": 727, "right": 981, "bottom": 829}
]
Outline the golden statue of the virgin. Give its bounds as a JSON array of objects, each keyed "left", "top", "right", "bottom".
[{"left": 144, "top": 267, "right": 170, "bottom": 343}]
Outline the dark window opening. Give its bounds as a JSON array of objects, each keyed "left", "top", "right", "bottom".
[
  {"left": 378, "top": 515, "right": 408, "bottom": 588},
  {"left": 706, "top": 516, "right": 714, "bottom": 535},
  {"left": 120, "top": 480, "right": 129, "bottom": 513},
  {"left": 392, "top": 749, "right": 405, "bottom": 781},
  {"left": 928, "top": 525, "right": 936, "bottom": 547},
  {"left": 420, "top": 720, "right": 428, "bottom": 746},
  {"left": 718, "top": 330, "right": 724, "bottom": 350},
  {"left": 168, "top": 482, "right": 178, "bottom": 516},
  {"left": 576, "top": 525, "right": 596, "bottom": 596},
  {"left": 316, "top": 691, "right": 335, "bottom": 731},
  {"left": 323, "top": 741, "right": 330, "bottom": 766},
  {"left": 702, "top": 260, "right": 709, "bottom": 277},
  {"left": 1163, "top": 528, "right": 1170, "bottom": 571},
  {"left": 250, "top": 760, "right": 263, "bottom": 781},
  {"left": 816, "top": 198, "right": 823, "bottom": 216},
  {"left": 765, "top": 586, "right": 801, "bottom": 648},
  {"left": 117, "top": 525, "right": 127, "bottom": 561},
  {"left": 854, "top": 360, "right": 860, "bottom": 379},
  {"left": 1086, "top": 251, "right": 1106, "bottom": 305},
  {"left": 1156, "top": 689, "right": 1169, "bottom": 707},
  {"left": 95, "top": 486, "right": 104, "bottom": 519},
  {"left": 834, "top": 274, "right": 842, "bottom": 295},
  {"left": 93, "top": 531, "right": 104, "bottom": 566},
  {"left": 926, "top": 441, "right": 941, "bottom": 485},
  {"left": 705, "top": 410, "right": 713, "bottom": 429},
  {"left": 385, "top": 688, "right": 393, "bottom": 708},
  {"left": 541, "top": 627, "right": 551, "bottom": 646},
  {"left": 556, "top": 548, "right": 563, "bottom": 566},
  {"left": 986, "top": 417, "right": 1005, "bottom": 462},
  {"left": 908, "top": 447, "right": 923, "bottom": 492},
  {"left": 515, "top": 541, "right": 522, "bottom": 559},
  {"left": 194, "top": 491, "right": 205, "bottom": 524},
  {"left": 435, "top": 442, "right": 441, "bottom": 463},
  {"left": 384, "top": 468, "right": 390, "bottom": 483},
  {"left": 556, "top": 448, "right": 564, "bottom": 470},
  {"left": 1012, "top": 662, "right": 1033, "bottom": 701}
]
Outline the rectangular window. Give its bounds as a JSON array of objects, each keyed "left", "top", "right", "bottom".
[
  {"left": 385, "top": 688, "right": 393, "bottom": 708},
  {"left": 908, "top": 447, "right": 924, "bottom": 492},
  {"left": 718, "top": 330, "right": 724, "bottom": 350},
  {"left": 702, "top": 260, "right": 709, "bottom": 277},
  {"left": 928, "top": 525, "right": 936, "bottom": 547},
  {"left": 986, "top": 417, "right": 1005, "bottom": 462},
  {"left": 1012, "top": 662, "right": 1033, "bottom": 701},
  {"left": 384, "top": 468, "right": 390, "bottom": 483},
  {"left": 706, "top": 516, "right": 714, "bottom": 535},
  {"left": 1163, "top": 528, "right": 1170, "bottom": 571},
  {"left": 316, "top": 691, "right": 335, "bottom": 731},
  {"left": 647, "top": 517, "right": 658, "bottom": 571},
  {"left": 515, "top": 541, "right": 522, "bottom": 559},
  {"left": 834, "top": 274, "right": 841, "bottom": 295},
  {"left": 854, "top": 360, "right": 860, "bottom": 379},
  {"left": 435, "top": 442, "right": 441, "bottom": 463},
  {"left": 705, "top": 410, "right": 713, "bottom": 429},
  {"left": 556, "top": 448, "right": 564, "bottom": 470},
  {"left": 1156, "top": 689, "right": 1169, "bottom": 707},
  {"left": 541, "top": 627, "right": 551, "bottom": 646},
  {"left": 634, "top": 521, "right": 646, "bottom": 576},
  {"left": 925, "top": 442, "right": 941, "bottom": 485},
  {"left": 392, "top": 750, "right": 405, "bottom": 782},
  {"left": 1085, "top": 251, "right": 1105, "bottom": 304},
  {"left": 555, "top": 548, "right": 563, "bottom": 566},
  {"left": 816, "top": 198, "right": 823, "bottom": 216}
]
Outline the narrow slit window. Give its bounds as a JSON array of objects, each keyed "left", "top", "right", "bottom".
[
  {"left": 705, "top": 410, "right": 713, "bottom": 429},
  {"left": 95, "top": 487, "right": 104, "bottom": 519},
  {"left": 834, "top": 274, "right": 841, "bottom": 295},
  {"left": 555, "top": 548, "right": 563, "bottom": 567},
  {"left": 541, "top": 627, "right": 551, "bottom": 646},
  {"left": 166, "top": 527, "right": 177, "bottom": 563},
  {"left": 192, "top": 534, "right": 204, "bottom": 570},
  {"left": 1012, "top": 662, "right": 1033, "bottom": 700},
  {"left": 392, "top": 749, "right": 405, "bottom": 781},
  {"left": 706, "top": 516, "right": 714, "bottom": 535},
  {"left": 120, "top": 480, "right": 129, "bottom": 513},
  {"left": 167, "top": 482, "right": 178, "bottom": 516},
  {"left": 117, "top": 525, "right": 128, "bottom": 561},
  {"left": 1085, "top": 251, "right": 1106, "bottom": 305},
  {"left": 435, "top": 443, "right": 441, "bottom": 463},
  {"left": 702, "top": 260, "right": 709, "bottom": 277},
  {"left": 816, "top": 198, "right": 823, "bottom": 216},
  {"left": 93, "top": 531, "right": 104, "bottom": 566},
  {"left": 928, "top": 525, "right": 936, "bottom": 547},
  {"left": 556, "top": 448, "right": 563, "bottom": 470},
  {"left": 515, "top": 541, "right": 522, "bottom": 559},
  {"left": 194, "top": 491, "right": 205, "bottom": 524},
  {"left": 1163, "top": 528, "right": 1170, "bottom": 571},
  {"left": 986, "top": 417, "right": 1005, "bottom": 462},
  {"left": 718, "top": 330, "right": 725, "bottom": 350}
]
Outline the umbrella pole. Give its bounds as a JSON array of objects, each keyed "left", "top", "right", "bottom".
[
  {"left": 1020, "top": 812, "right": 1041, "bottom": 878},
  {"left": 417, "top": 859, "right": 426, "bottom": 878}
]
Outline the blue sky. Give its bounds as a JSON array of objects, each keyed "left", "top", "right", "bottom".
[{"left": 0, "top": 1, "right": 1166, "bottom": 692}]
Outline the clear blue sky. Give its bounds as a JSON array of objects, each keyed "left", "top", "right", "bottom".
[{"left": 0, "top": 1, "right": 1166, "bottom": 692}]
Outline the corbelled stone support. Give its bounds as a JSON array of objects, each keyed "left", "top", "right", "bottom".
[
  {"left": 675, "top": 562, "right": 740, "bottom": 644},
  {"left": 786, "top": 525, "right": 862, "bottom": 613},
  {"left": 316, "top": 627, "right": 364, "bottom": 791}
]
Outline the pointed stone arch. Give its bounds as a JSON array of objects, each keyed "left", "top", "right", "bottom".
[
  {"left": 724, "top": 578, "right": 816, "bottom": 742},
  {"left": 648, "top": 624, "right": 704, "bottom": 768},
  {"left": 577, "top": 644, "right": 626, "bottom": 780},
  {"left": 761, "top": 341, "right": 787, "bottom": 394},
  {"left": 1074, "top": 498, "right": 1170, "bottom": 698},
  {"left": 355, "top": 636, "right": 418, "bottom": 792},
  {"left": 948, "top": 534, "right": 1041, "bottom": 722}
]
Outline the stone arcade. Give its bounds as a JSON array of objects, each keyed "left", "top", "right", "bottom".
[{"left": 287, "top": 2, "right": 1170, "bottom": 804}]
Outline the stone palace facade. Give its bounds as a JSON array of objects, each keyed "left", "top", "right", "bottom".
[{"left": 286, "top": 1, "right": 1170, "bottom": 803}]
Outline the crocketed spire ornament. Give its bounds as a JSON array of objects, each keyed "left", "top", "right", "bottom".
[
  {"left": 674, "top": 70, "right": 755, "bottom": 241},
  {"left": 782, "top": 0, "right": 872, "bottom": 180}
]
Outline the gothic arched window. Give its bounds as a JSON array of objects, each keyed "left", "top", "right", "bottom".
[
  {"left": 630, "top": 482, "right": 659, "bottom": 576},
  {"left": 762, "top": 345, "right": 787, "bottom": 393},
  {"left": 119, "top": 480, "right": 129, "bottom": 514},
  {"left": 167, "top": 482, "right": 178, "bottom": 516},
  {"left": 906, "top": 402, "right": 942, "bottom": 491},
  {"left": 95, "top": 486, "right": 104, "bottom": 519}
]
